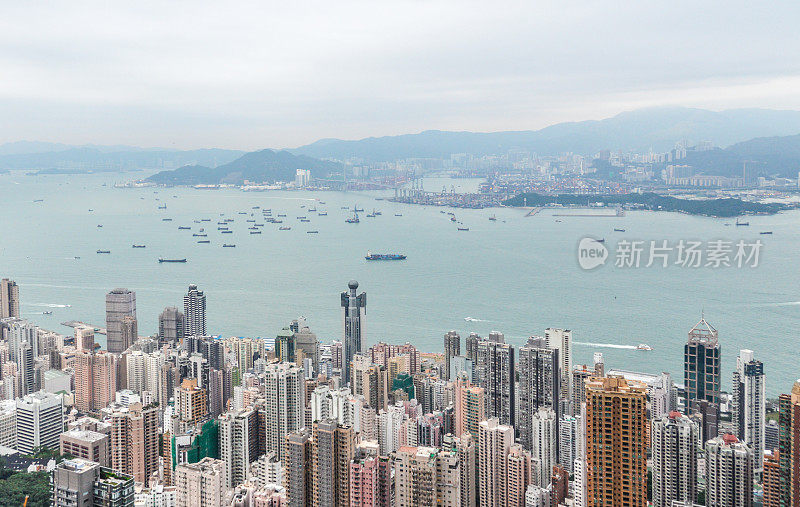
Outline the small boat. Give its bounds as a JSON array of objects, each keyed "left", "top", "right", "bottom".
[
  {"left": 277, "top": 214, "right": 287, "bottom": 217},
  {"left": 193, "top": 233, "right": 208, "bottom": 237},
  {"left": 318, "top": 212, "right": 328, "bottom": 216},
  {"left": 96, "top": 250, "right": 111, "bottom": 254},
  {"left": 162, "top": 218, "right": 172, "bottom": 222},
  {"left": 74, "top": 256, "right": 80, "bottom": 259},
  {"left": 223, "top": 244, "right": 236, "bottom": 248},
  {"left": 201, "top": 218, "right": 211, "bottom": 222},
  {"left": 248, "top": 226, "right": 258, "bottom": 230},
  {"left": 635, "top": 343, "right": 653, "bottom": 351},
  {"left": 158, "top": 258, "right": 187, "bottom": 263},
  {"left": 42, "top": 311, "right": 53, "bottom": 315},
  {"left": 489, "top": 215, "right": 497, "bottom": 221},
  {"left": 158, "top": 204, "right": 167, "bottom": 209},
  {"left": 307, "top": 230, "right": 319, "bottom": 234},
  {"left": 309, "top": 207, "right": 317, "bottom": 212},
  {"left": 197, "top": 240, "right": 211, "bottom": 243},
  {"left": 238, "top": 212, "right": 248, "bottom": 215},
  {"left": 373, "top": 209, "right": 382, "bottom": 216},
  {"left": 97, "top": 224, "right": 103, "bottom": 228},
  {"left": 255, "top": 223, "right": 264, "bottom": 227},
  {"left": 252, "top": 206, "right": 260, "bottom": 209},
  {"left": 365, "top": 251, "right": 406, "bottom": 260},
  {"left": 273, "top": 220, "right": 283, "bottom": 224},
  {"left": 595, "top": 238, "right": 606, "bottom": 243},
  {"left": 218, "top": 227, "right": 228, "bottom": 230},
  {"left": 88, "top": 209, "right": 94, "bottom": 212},
  {"left": 178, "top": 226, "right": 191, "bottom": 230},
  {"left": 279, "top": 226, "right": 291, "bottom": 230},
  {"left": 193, "top": 220, "right": 201, "bottom": 224},
  {"left": 341, "top": 206, "right": 349, "bottom": 210},
  {"left": 555, "top": 219, "right": 562, "bottom": 223},
  {"left": 355, "top": 207, "right": 364, "bottom": 212},
  {"left": 614, "top": 228, "right": 626, "bottom": 232},
  {"left": 450, "top": 216, "right": 457, "bottom": 222},
  {"left": 33, "top": 199, "right": 44, "bottom": 203},
  {"left": 366, "top": 213, "right": 376, "bottom": 218},
  {"left": 394, "top": 213, "right": 403, "bottom": 217},
  {"left": 250, "top": 231, "right": 262, "bottom": 234},
  {"left": 736, "top": 218, "right": 749, "bottom": 226},
  {"left": 297, "top": 216, "right": 307, "bottom": 219},
  {"left": 221, "top": 230, "right": 233, "bottom": 234},
  {"left": 246, "top": 219, "right": 256, "bottom": 223},
  {"left": 760, "top": 231, "right": 773, "bottom": 235},
  {"left": 132, "top": 244, "right": 146, "bottom": 248},
  {"left": 300, "top": 219, "right": 311, "bottom": 223},
  {"left": 457, "top": 227, "right": 469, "bottom": 231}
]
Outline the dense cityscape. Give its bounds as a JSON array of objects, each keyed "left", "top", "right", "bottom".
[{"left": 0, "top": 275, "right": 788, "bottom": 506}]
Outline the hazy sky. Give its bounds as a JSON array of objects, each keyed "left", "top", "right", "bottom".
[{"left": 2, "top": 1, "right": 800, "bottom": 150}]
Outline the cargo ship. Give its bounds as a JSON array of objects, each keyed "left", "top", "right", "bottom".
[
  {"left": 158, "top": 258, "right": 187, "bottom": 263},
  {"left": 365, "top": 251, "right": 406, "bottom": 261}
]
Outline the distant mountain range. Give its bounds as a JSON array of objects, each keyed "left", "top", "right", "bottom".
[
  {"left": 0, "top": 145, "right": 244, "bottom": 172},
  {"left": 679, "top": 134, "right": 800, "bottom": 178},
  {"left": 289, "top": 107, "right": 800, "bottom": 162},
  {"left": 145, "top": 149, "right": 342, "bottom": 185},
  {"left": 5, "top": 107, "right": 800, "bottom": 179}
]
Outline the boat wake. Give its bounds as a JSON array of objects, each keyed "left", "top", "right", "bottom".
[
  {"left": 464, "top": 317, "right": 489, "bottom": 322},
  {"left": 29, "top": 303, "right": 72, "bottom": 308},
  {"left": 751, "top": 301, "right": 800, "bottom": 307},
  {"left": 574, "top": 341, "right": 637, "bottom": 350}
]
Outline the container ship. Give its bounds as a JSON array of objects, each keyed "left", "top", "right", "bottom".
[{"left": 365, "top": 251, "right": 406, "bottom": 261}]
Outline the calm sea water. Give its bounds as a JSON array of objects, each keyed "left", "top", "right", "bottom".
[{"left": 1, "top": 171, "right": 798, "bottom": 395}]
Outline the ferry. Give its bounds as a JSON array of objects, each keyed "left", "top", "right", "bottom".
[
  {"left": 96, "top": 250, "right": 111, "bottom": 254},
  {"left": 365, "top": 251, "right": 406, "bottom": 260},
  {"left": 132, "top": 244, "right": 146, "bottom": 248},
  {"left": 158, "top": 258, "right": 187, "bottom": 263},
  {"left": 635, "top": 343, "right": 653, "bottom": 351},
  {"left": 223, "top": 244, "right": 236, "bottom": 248}
]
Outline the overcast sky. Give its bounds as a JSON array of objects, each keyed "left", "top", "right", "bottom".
[{"left": 2, "top": 1, "right": 799, "bottom": 150}]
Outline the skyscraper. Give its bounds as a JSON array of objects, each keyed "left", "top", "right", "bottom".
[
  {"left": 778, "top": 380, "right": 800, "bottom": 506},
  {"left": 16, "top": 391, "right": 64, "bottom": 454},
  {"left": 120, "top": 315, "right": 137, "bottom": 352},
  {"left": 443, "top": 330, "right": 460, "bottom": 381},
  {"left": 218, "top": 408, "right": 259, "bottom": 488},
  {"left": 284, "top": 428, "right": 313, "bottom": 507},
  {"left": 684, "top": 316, "right": 720, "bottom": 442},
  {"left": 184, "top": 284, "right": 207, "bottom": 337},
  {"left": 158, "top": 306, "right": 184, "bottom": 345},
  {"left": 262, "top": 362, "right": 305, "bottom": 459},
  {"left": 341, "top": 280, "right": 366, "bottom": 385},
  {"left": 544, "top": 328, "right": 572, "bottom": 403},
  {"left": 732, "top": 348, "right": 765, "bottom": 478},
  {"left": 74, "top": 350, "right": 117, "bottom": 412},
  {"left": 51, "top": 458, "right": 135, "bottom": 507},
  {"left": 74, "top": 326, "right": 95, "bottom": 352},
  {"left": 651, "top": 411, "right": 698, "bottom": 507},
  {"left": 454, "top": 379, "right": 485, "bottom": 438},
  {"left": 393, "top": 446, "right": 460, "bottom": 507},
  {"left": 706, "top": 434, "right": 753, "bottom": 507},
  {"left": 349, "top": 455, "right": 392, "bottom": 507},
  {"left": 585, "top": 377, "right": 648, "bottom": 507},
  {"left": 505, "top": 444, "right": 534, "bottom": 507},
  {"left": 478, "top": 417, "right": 515, "bottom": 507},
  {"left": 474, "top": 339, "right": 515, "bottom": 426},
  {"left": 0, "top": 278, "right": 20, "bottom": 319},
  {"left": 106, "top": 288, "right": 136, "bottom": 354},
  {"left": 108, "top": 401, "right": 159, "bottom": 485},
  {"left": 518, "top": 337, "right": 559, "bottom": 451},
  {"left": 174, "top": 457, "right": 227, "bottom": 507},
  {"left": 530, "top": 407, "right": 557, "bottom": 488},
  {"left": 292, "top": 319, "right": 319, "bottom": 371},
  {"left": 312, "top": 419, "right": 355, "bottom": 507}
]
